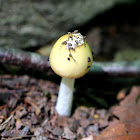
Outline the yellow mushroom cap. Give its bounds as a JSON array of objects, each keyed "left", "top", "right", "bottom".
[{"left": 49, "top": 32, "right": 93, "bottom": 79}]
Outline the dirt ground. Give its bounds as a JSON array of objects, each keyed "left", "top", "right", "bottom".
[{"left": 0, "top": 75, "right": 140, "bottom": 140}]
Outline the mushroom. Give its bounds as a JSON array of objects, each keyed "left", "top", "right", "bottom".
[{"left": 49, "top": 30, "right": 93, "bottom": 116}]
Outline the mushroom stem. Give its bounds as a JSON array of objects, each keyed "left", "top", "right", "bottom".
[{"left": 55, "top": 77, "right": 75, "bottom": 116}]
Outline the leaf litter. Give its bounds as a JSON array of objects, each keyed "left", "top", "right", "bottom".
[{"left": 0, "top": 75, "right": 140, "bottom": 140}]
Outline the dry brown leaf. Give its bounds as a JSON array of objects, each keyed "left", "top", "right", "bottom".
[
  {"left": 95, "top": 122, "right": 131, "bottom": 140},
  {"left": 62, "top": 127, "right": 76, "bottom": 139},
  {"left": 95, "top": 86, "right": 140, "bottom": 140},
  {"left": 16, "top": 118, "right": 23, "bottom": 130},
  {"left": 24, "top": 97, "right": 40, "bottom": 116},
  {"left": 81, "top": 135, "right": 94, "bottom": 140}
]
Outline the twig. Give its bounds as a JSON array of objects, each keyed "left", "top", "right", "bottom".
[
  {"left": 0, "top": 47, "right": 140, "bottom": 77},
  {"left": 1, "top": 135, "right": 35, "bottom": 140},
  {"left": 0, "top": 47, "right": 51, "bottom": 73},
  {"left": 89, "top": 61, "right": 140, "bottom": 77},
  {"left": 0, "top": 115, "right": 13, "bottom": 131}
]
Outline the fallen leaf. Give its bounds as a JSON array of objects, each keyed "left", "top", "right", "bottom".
[
  {"left": 16, "top": 118, "right": 23, "bottom": 130},
  {"left": 81, "top": 135, "right": 94, "bottom": 140},
  {"left": 95, "top": 122, "right": 131, "bottom": 140},
  {"left": 77, "top": 127, "right": 86, "bottom": 138},
  {"left": 95, "top": 86, "right": 140, "bottom": 140},
  {"left": 20, "top": 126, "right": 30, "bottom": 136},
  {"left": 86, "top": 123, "right": 99, "bottom": 136},
  {"left": 24, "top": 97, "right": 40, "bottom": 116},
  {"left": 62, "top": 127, "right": 76, "bottom": 139},
  {"left": 11, "top": 106, "right": 27, "bottom": 118},
  {"left": 45, "top": 124, "right": 63, "bottom": 136},
  {"left": 34, "top": 127, "right": 44, "bottom": 136}
]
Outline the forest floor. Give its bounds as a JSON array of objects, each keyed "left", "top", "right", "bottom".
[{"left": 0, "top": 75, "right": 140, "bottom": 140}]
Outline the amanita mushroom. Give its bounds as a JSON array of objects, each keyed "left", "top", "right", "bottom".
[{"left": 49, "top": 30, "right": 93, "bottom": 116}]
